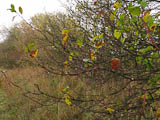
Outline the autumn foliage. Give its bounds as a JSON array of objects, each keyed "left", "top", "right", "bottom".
[{"left": 1, "top": 0, "right": 160, "bottom": 120}]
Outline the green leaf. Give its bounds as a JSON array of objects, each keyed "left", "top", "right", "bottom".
[
  {"left": 145, "top": 46, "right": 153, "bottom": 51},
  {"left": 10, "top": 4, "right": 16, "bottom": 12},
  {"left": 139, "top": 49, "right": 146, "bottom": 54},
  {"left": 149, "top": 73, "right": 160, "bottom": 88},
  {"left": 120, "top": 13, "right": 126, "bottom": 20},
  {"left": 99, "top": 33, "right": 104, "bottom": 39},
  {"left": 120, "top": 38, "right": 126, "bottom": 44},
  {"left": 24, "top": 48, "right": 29, "bottom": 53},
  {"left": 19, "top": 6, "right": 23, "bottom": 14},
  {"left": 74, "top": 51, "right": 79, "bottom": 56},
  {"left": 140, "top": 0, "right": 147, "bottom": 8},
  {"left": 110, "top": 13, "right": 115, "bottom": 21},
  {"left": 136, "top": 56, "right": 143, "bottom": 64},
  {"left": 131, "top": 16, "right": 138, "bottom": 23},
  {"left": 92, "top": 36, "right": 99, "bottom": 41},
  {"left": 138, "top": 0, "right": 142, "bottom": 4},
  {"left": 155, "top": 74, "right": 160, "bottom": 80},
  {"left": 70, "top": 52, "right": 74, "bottom": 56},
  {"left": 110, "top": 10, "right": 117, "bottom": 21},
  {"left": 152, "top": 52, "right": 159, "bottom": 58},
  {"left": 114, "top": 29, "right": 121, "bottom": 39},
  {"left": 144, "top": 58, "right": 152, "bottom": 69},
  {"left": 109, "top": 46, "right": 113, "bottom": 49},
  {"left": 76, "top": 40, "right": 83, "bottom": 48},
  {"left": 128, "top": 6, "right": 141, "bottom": 16},
  {"left": 129, "top": 47, "right": 134, "bottom": 51},
  {"left": 27, "top": 42, "right": 35, "bottom": 50},
  {"left": 116, "top": 20, "right": 122, "bottom": 27},
  {"left": 139, "top": 46, "right": 153, "bottom": 54},
  {"left": 147, "top": 17, "right": 154, "bottom": 27},
  {"left": 129, "top": 2, "right": 133, "bottom": 7}
]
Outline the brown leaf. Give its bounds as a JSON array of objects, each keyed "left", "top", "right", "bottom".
[
  {"left": 110, "top": 58, "right": 120, "bottom": 70},
  {"left": 94, "top": 1, "right": 98, "bottom": 6},
  {"left": 98, "top": 11, "right": 102, "bottom": 18}
]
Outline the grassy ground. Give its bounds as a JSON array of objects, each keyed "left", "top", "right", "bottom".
[
  {"left": 0, "top": 67, "right": 158, "bottom": 120},
  {"left": 0, "top": 67, "right": 59, "bottom": 120},
  {"left": 0, "top": 67, "right": 89, "bottom": 120}
]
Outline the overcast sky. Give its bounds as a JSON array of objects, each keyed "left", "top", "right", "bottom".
[
  {"left": 0, "top": 0, "right": 66, "bottom": 28},
  {"left": 0, "top": 0, "right": 67, "bottom": 41}
]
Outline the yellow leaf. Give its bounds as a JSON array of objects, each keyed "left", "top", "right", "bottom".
[
  {"left": 114, "top": 2, "right": 119, "bottom": 8},
  {"left": 110, "top": 13, "right": 115, "bottom": 21},
  {"left": 64, "top": 94, "right": 70, "bottom": 99},
  {"left": 140, "top": 94, "right": 149, "bottom": 99},
  {"left": 34, "top": 49, "right": 38, "bottom": 56},
  {"left": 69, "top": 55, "right": 72, "bottom": 61},
  {"left": 65, "top": 98, "right": 71, "bottom": 105},
  {"left": 106, "top": 108, "right": 115, "bottom": 114},
  {"left": 150, "top": 23, "right": 157, "bottom": 31},
  {"left": 114, "top": 29, "right": 121, "bottom": 39},
  {"left": 62, "top": 34, "right": 68, "bottom": 45},
  {"left": 147, "top": 33, "right": 150, "bottom": 38},
  {"left": 70, "top": 52, "right": 74, "bottom": 56},
  {"left": 157, "top": 108, "right": 160, "bottom": 117},
  {"left": 96, "top": 41, "right": 106, "bottom": 49},
  {"left": 91, "top": 56, "right": 96, "bottom": 60},
  {"left": 62, "top": 29, "right": 70, "bottom": 34},
  {"left": 30, "top": 49, "right": 38, "bottom": 58},
  {"left": 61, "top": 86, "right": 69, "bottom": 92},
  {"left": 110, "top": 10, "right": 117, "bottom": 21},
  {"left": 64, "top": 61, "right": 68, "bottom": 67},
  {"left": 124, "top": 109, "right": 127, "bottom": 112},
  {"left": 114, "top": 1, "right": 121, "bottom": 10},
  {"left": 140, "top": 95, "right": 145, "bottom": 99},
  {"left": 157, "top": 80, "right": 160, "bottom": 84},
  {"left": 62, "top": 29, "right": 70, "bottom": 45},
  {"left": 62, "top": 88, "right": 67, "bottom": 92},
  {"left": 64, "top": 94, "right": 71, "bottom": 105},
  {"left": 90, "top": 50, "right": 96, "bottom": 60},
  {"left": 155, "top": 13, "right": 160, "bottom": 18},
  {"left": 143, "top": 10, "right": 151, "bottom": 23},
  {"left": 92, "top": 36, "right": 99, "bottom": 41}
]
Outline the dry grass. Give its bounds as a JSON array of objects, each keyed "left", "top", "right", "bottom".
[
  {"left": 0, "top": 66, "right": 88, "bottom": 120},
  {"left": 0, "top": 66, "right": 157, "bottom": 120},
  {"left": 0, "top": 67, "right": 59, "bottom": 120}
]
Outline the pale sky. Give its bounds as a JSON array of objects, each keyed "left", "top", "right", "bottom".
[
  {"left": 0, "top": 0, "right": 66, "bottom": 27},
  {"left": 0, "top": 0, "right": 67, "bottom": 41}
]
